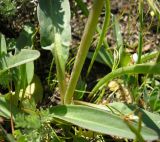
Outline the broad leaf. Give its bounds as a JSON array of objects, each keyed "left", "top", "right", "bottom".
[
  {"left": 49, "top": 105, "right": 159, "bottom": 141},
  {"left": 0, "top": 49, "right": 40, "bottom": 75},
  {"left": 37, "top": 0, "right": 71, "bottom": 48},
  {"left": 74, "top": 101, "right": 160, "bottom": 138},
  {"left": 108, "top": 102, "right": 160, "bottom": 131},
  {"left": 37, "top": 0, "right": 71, "bottom": 98},
  {"left": 37, "top": 0, "right": 71, "bottom": 64},
  {"left": 16, "top": 24, "right": 36, "bottom": 50}
]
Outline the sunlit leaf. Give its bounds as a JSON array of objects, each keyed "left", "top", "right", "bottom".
[
  {"left": 0, "top": 49, "right": 40, "bottom": 75},
  {"left": 37, "top": 0, "right": 71, "bottom": 98},
  {"left": 49, "top": 105, "right": 159, "bottom": 141}
]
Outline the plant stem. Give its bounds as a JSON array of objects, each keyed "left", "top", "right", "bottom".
[
  {"left": 90, "top": 63, "right": 160, "bottom": 97},
  {"left": 86, "top": 0, "right": 110, "bottom": 77},
  {"left": 64, "top": 0, "right": 104, "bottom": 104},
  {"left": 137, "top": 0, "right": 143, "bottom": 64}
]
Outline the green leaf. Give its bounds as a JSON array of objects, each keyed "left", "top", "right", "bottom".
[
  {"left": 16, "top": 24, "right": 36, "bottom": 50},
  {"left": 75, "top": 77, "right": 87, "bottom": 100},
  {"left": 112, "top": 15, "right": 124, "bottom": 67},
  {"left": 74, "top": 100, "right": 160, "bottom": 137},
  {"left": 108, "top": 102, "right": 160, "bottom": 131},
  {"left": 18, "top": 63, "right": 34, "bottom": 90},
  {"left": 37, "top": 0, "right": 71, "bottom": 99},
  {"left": 20, "top": 74, "right": 43, "bottom": 103},
  {"left": 73, "top": 136, "right": 89, "bottom": 142},
  {"left": 0, "top": 95, "right": 20, "bottom": 119},
  {"left": 149, "top": 88, "right": 160, "bottom": 112},
  {"left": 146, "top": 0, "right": 160, "bottom": 16},
  {"left": 0, "top": 124, "right": 16, "bottom": 142},
  {"left": 25, "top": 62, "right": 34, "bottom": 84},
  {"left": 15, "top": 113, "right": 41, "bottom": 129},
  {"left": 113, "top": 15, "right": 123, "bottom": 49},
  {"left": 37, "top": 0, "right": 71, "bottom": 56},
  {"left": 75, "top": 0, "right": 89, "bottom": 16},
  {"left": 120, "top": 51, "right": 131, "bottom": 67},
  {"left": 87, "top": 47, "right": 113, "bottom": 68},
  {"left": 0, "top": 49, "right": 40, "bottom": 75},
  {"left": 49, "top": 105, "right": 159, "bottom": 140},
  {"left": 86, "top": 0, "right": 111, "bottom": 76},
  {"left": 0, "top": 33, "right": 7, "bottom": 56}
]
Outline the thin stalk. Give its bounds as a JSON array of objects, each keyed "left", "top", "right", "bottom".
[
  {"left": 86, "top": 0, "right": 110, "bottom": 77},
  {"left": 137, "top": 0, "right": 143, "bottom": 64},
  {"left": 75, "top": 0, "right": 113, "bottom": 68},
  {"left": 53, "top": 50, "right": 67, "bottom": 104},
  {"left": 90, "top": 63, "right": 160, "bottom": 97},
  {"left": 146, "top": 0, "right": 160, "bottom": 16},
  {"left": 64, "top": 0, "right": 104, "bottom": 104},
  {"left": 48, "top": 58, "right": 54, "bottom": 85},
  {"left": 125, "top": 120, "right": 145, "bottom": 142}
]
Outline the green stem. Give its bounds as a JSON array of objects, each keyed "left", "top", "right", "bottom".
[
  {"left": 48, "top": 58, "right": 54, "bottom": 85},
  {"left": 86, "top": 0, "right": 110, "bottom": 77},
  {"left": 137, "top": 0, "right": 143, "bottom": 64},
  {"left": 52, "top": 34, "right": 67, "bottom": 104},
  {"left": 64, "top": 0, "right": 104, "bottom": 104},
  {"left": 90, "top": 63, "right": 160, "bottom": 97}
]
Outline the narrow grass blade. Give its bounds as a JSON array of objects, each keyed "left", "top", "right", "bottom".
[
  {"left": 75, "top": 0, "right": 89, "bottom": 16},
  {"left": 137, "top": 0, "right": 144, "bottom": 64},
  {"left": 146, "top": 0, "right": 160, "bottom": 16},
  {"left": 87, "top": 47, "right": 113, "bottom": 68},
  {"left": 112, "top": 15, "right": 124, "bottom": 67}
]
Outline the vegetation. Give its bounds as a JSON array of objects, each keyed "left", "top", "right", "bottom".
[{"left": 0, "top": 0, "right": 160, "bottom": 141}]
